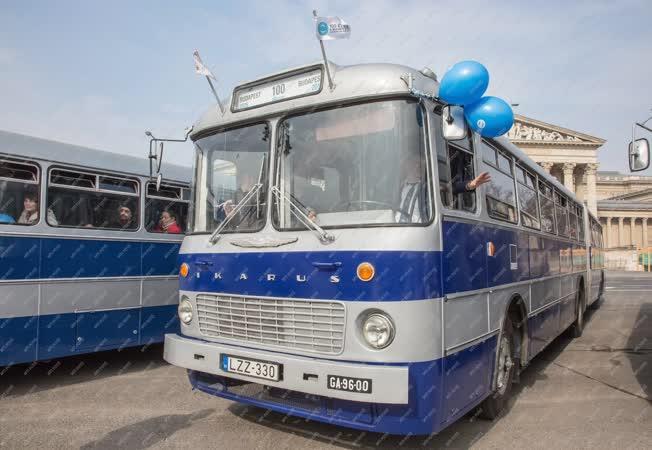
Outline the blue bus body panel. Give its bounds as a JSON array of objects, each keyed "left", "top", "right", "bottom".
[
  {"left": 0, "top": 235, "right": 181, "bottom": 366},
  {"left": 1, "top": 304, "right": 179, "bottom": 366}
]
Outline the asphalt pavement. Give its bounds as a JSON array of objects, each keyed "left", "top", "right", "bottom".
[{"left": 0, "top": 271, "right": 650, "bottom": 449}]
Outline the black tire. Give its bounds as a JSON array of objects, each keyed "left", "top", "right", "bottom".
[
  {"left": 480, "top": 316, "right": 516, "bottom": 420},
  {"left": 570, "top": 284, "right": 585, "bottom": 338}
]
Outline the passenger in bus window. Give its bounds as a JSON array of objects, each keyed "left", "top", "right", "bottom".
[
  {"left": 155, "top": 209, "right": 182, "bottom": 233},
  {"left": 112, "top": 203, "right": 136, "bottom": 229},
  {"left": 17, "top": 190, "right": 58, "bottom": 225}
]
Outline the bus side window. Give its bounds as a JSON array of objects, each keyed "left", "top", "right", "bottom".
[
  {"left": 554, "top": 191, "right": 569, "bottom": 237},
  {"left": 47, "top": 168, "right": 140, "bottom": 230},
  {"left": 0, "top": 160, "right": 40, "bottom": 225},
  {"left": 538, "top": 181, "right": 556, "bottom": 234},
  {"left": 481, "top": 141, "right": 517, "bottom": 223},
  {"left": 145, "top": 183, "right": 189, "bottom": 234},
  {"left": 439, "top": 134, "right": 476, "bottom": 212}
]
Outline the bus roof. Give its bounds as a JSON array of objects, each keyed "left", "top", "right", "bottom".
[
  {"left": 191, "top": 61, "right": 439, "bottom": 138},
  {"left": 0, "top": 129, "right": 191, "bottom": 183}
]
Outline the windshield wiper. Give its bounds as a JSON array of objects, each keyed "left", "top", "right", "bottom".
[
  {"left": 271, "top": 185, "right": 334, "bottom": 244},
  {"left": 209, "top": 183, "right": 263, "bottom": 244}
]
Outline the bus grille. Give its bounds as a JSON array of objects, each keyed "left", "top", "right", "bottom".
[{"left": 195, "top": 294, "right": 346, "bottom": 355}]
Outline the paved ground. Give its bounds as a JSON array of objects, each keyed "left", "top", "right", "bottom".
[{"left": 1, "top": 271, "right": 650, "bottom": 449}]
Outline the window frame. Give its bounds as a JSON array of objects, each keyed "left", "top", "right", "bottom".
[
  {"left": 0, "top": 158, "right": 42, "bottom": 227},
  {"left": 442, "top": 136, "right": 477, "bottom": 213},
  {"left": 481, "top": 140, "right": 518, "bottom": 224},
  {"left": 537, "top": 179, "right": 557, "bottom": 235},
  {"left": 271, "top": 97, "right": 435, "bottom": 231},
  {"left": 515, "top": 163, "right": 541, "bottom": 230},
  {"left": 191, "top": 121, "right": 272, "bottom": 235},
  {"left": 46, "top": 165, "right": 141, "bottom": 231},
  {"left": 145, "top": 181, "right": 190, "bottom": 234}
]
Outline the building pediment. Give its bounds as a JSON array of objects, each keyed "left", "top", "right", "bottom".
[
  {"left": 508, "top": 114, "right": 606, "bottom": 147},
  {"left": 606, "top": 187, "right": 652, "bottom": 202}
]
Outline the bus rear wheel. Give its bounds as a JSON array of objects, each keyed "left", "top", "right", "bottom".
[
  {"left": 480, "top": 316, "right": 515, "bottom": 420},
  {"left": 570, "top": 284, "right": 585, "bottom": 338}
]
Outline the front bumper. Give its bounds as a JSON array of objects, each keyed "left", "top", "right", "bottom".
[{"left": 164, "top": 333, "right": 409, "bottom": 404}]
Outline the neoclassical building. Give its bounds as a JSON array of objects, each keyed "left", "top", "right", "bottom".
[{"left": 508, "top": 115, "right": 652, "bottom": 251}]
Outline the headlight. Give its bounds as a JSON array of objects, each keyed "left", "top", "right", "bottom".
[
  {"left": 362, "top": 313, "right": 395, "bottom": 349},
  {"left": 178, "top": 297, "right": 193, "bottom": 324}
]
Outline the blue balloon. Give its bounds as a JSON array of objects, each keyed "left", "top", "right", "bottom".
[
  {"left": 438, "top": 61, "right": 489, "bottom": 106},
  {"left": 464, "top": 96, "right": 514, "bottom": 138}
]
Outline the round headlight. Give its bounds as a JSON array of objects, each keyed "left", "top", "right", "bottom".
[
  {"left": 362, "top": 313, "right": 395, "bottom": 349},
  {"left": 178, "top": 297, "right": 193, "bottom": 324}
]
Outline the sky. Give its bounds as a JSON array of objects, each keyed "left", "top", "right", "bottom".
[{"left": 1, "top": 0, "right": 651, "bottom": 173}]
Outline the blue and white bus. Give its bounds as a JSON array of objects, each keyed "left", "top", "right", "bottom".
[
  {"left": 0, "top": 130, "right": 190, "bottom": 366},
  {"left": 163, "top": 62, "right": 604, "bottom": 435}
]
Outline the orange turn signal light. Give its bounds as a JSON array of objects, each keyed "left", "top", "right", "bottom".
[
  {"left": 180, "top": 263, "right": 189, "bottom": 278},
  {"left": 357, "top": 262, "right": 375, "bottom": 282}
]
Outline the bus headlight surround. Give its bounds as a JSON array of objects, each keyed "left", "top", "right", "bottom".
[
  {"left": 362, "top": 312, "right": 395, "bottom": 349},
  {"left": 178, "top": 297, "right": 193, "bottom": 325}
]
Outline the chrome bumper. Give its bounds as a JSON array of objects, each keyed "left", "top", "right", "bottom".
[{"left": 164, "top": 333, "right": 409, "bottom": 404}]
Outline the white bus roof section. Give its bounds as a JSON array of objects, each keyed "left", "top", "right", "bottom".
[
  {"left": 0, "top": 129, "right": 191, "bottom": 183},
  {"left": 191, "top": 61, "right": 439, "bottom": 138}
]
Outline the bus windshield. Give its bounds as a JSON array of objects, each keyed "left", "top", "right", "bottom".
[
  {"left": 273, "top": 99, "right": 430, "bottom": 229},
  {"left": 193, "top": 123, "right": 270, "bottom": 233}
]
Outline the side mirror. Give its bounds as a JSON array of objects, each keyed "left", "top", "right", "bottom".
[
  {"left": 156, "top": 173, "right": 162, "bottom": 191},
  {"left": 156, "top": 142, "right": 164, "bottom": 174},
  {"left": 629, "top": 138, "right": 650, "bottom": 172},
  {"left": 442, "top": 105, "right": 467, "bottom": 141}
]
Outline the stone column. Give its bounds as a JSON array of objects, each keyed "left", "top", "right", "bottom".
[
  {"left": 618, "top": 217, "right": 624, "bottom": 247},
  {"left": 539, "top": 162, "right": 554, "bottom": 173},
  {"left": 606, "top": 217, "right": 612, "bottom": 248},
  {"left": 643, "top": 218, "right": 649, "bottom": 248},
  {"left": 584, "top": 163, "right": 599, "bottom": 216},
  {"left": 630, "top": 218, "right": 637, "bottom": 247},
  {"left": 562, "top": 163, "right": 576, "bottom": 193}
]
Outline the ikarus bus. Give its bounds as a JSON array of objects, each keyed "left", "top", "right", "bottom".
[{"left": 162, "top": 61, "right": 604, "bottom": 435}]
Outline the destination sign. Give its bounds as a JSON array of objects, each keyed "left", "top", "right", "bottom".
[{"left": 232, "top": 68, "right": 323, "bottom": 112}]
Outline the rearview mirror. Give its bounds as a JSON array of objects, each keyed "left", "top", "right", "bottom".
[
  {"left": 442, "top": 105, "right": 467, "bottom": 141},
  {"left": 629, "top": 138, "right": 650, "bottom": 172}
]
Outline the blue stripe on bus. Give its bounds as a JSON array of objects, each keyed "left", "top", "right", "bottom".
[
  {"left": 179, "top": 219, "right": 586, "bottom": 301},
  {"left": 0, "top": 235, "right": 180, "bottom": 280},
  {"left": 0, "top": 304, "right": 179, "bottom": 366},
  {"left": 178, "top": 250, "right": 443, "bottom": 301}
]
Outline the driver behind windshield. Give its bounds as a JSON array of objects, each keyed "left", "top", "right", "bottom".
[{"left": 216, "top": 172, "right": 263, "bottom": 230}]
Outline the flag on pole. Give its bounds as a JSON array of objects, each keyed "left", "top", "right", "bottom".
[
  {"left": 193, "top": 50, "right": 216, "bottom": 80},
  {"left": 315, "top": 16, "right": 351, "bottom": 41}
]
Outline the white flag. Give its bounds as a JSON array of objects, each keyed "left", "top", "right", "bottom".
[
  {"left": 193, "top": 50, "right": 216, "bottom": 80},
  {"left": 315, "top": 16, "right": 351, "bottom": 41}
]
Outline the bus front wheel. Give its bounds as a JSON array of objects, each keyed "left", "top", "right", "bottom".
[{"left": 480, "top": 316, "right": 516, "bottom": 420}]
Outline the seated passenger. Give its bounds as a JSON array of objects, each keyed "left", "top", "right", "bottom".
[
  {"left": 111, "top": 203, "right": 136, "bottom": 229},
  {"left": 18, "top": 191, "right": 58, "bottom": 225},
  {"left": 155, "top": 210, "right": 182, "bottom": 234}
]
